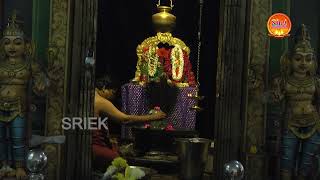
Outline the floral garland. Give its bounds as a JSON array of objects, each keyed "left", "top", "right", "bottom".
[
  {"left": 147, "top": 47, "right": 159, "bottom": 77},
  {"left": 140, "top": 45, "right": 196, "bottom": 86},
  {"left": 170, "top": 45, "right": 184, "bottom": 81}
]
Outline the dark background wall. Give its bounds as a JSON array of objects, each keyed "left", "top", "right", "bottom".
[
  {"left": 96, "top": 0, "right": 219, "bottom": 138},
  {"left": 1, "top": 0, "right": 33, "bottom": 37},
  {"left": 290, "top": 0, "right": 320, "bottom": 56},
  {"left": 269, "top": 0, "right": 320, "bottom": 78}
]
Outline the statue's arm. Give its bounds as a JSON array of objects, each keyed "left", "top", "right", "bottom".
[
  {"left": 315, "top": 76, "right": 320, "bottom": 111},
  {"left": 31, "top": 61, "right": 47, "bottom": 95},
  {"left": 270, "top": 76, "right": 285, "bottom": 103}
]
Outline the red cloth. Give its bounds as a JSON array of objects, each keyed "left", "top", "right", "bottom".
[
  {"left": 92, "top": 144, "right": 119, "bottom": 161},
  {"left": 92, "top": 127, "right": 119, "bottom": 161},
  {"left": 92, "top": 129, "right": 109, "bottom": 147}
]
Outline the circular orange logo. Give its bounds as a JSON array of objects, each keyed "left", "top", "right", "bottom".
[{"left": 267, "top": 13, "right": 291, "bottom": 38}]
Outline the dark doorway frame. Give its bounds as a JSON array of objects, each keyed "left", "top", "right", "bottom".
[
  {"left": 0, "top": 0, "right": 4, "bottom": 35},
  {"left": 96, "top": 0, "right": 219, "bottom": 139}
]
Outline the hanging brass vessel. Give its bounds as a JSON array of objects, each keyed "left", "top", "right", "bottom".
[
  {"left": 188, "top": 91, "right": 205, "bottom": 112},
  {"left": 152, "top": 1, "right": 176, "bottom": 32},
  {"left": 190, "top": 105, "right": 203, "bottom": 112},
  {"left": 188, "top": 91, "right": 204, "bottom": 101}
]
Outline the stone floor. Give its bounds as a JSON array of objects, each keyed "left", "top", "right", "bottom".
[
  {"left": 150, "top": 173, "right": 213, "bottom": 180},
  {"left": 5, "top": 174, "right": 213, "bottom": 180},
  {"left": 150, "top": 174, "right": 179, "bottom": 180}
]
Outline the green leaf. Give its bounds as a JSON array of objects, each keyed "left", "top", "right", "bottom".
[
  {"left": 124, "top": 166, "right": 145, "bottom": 180},
  {"left": 112, "top": 173, "right": 125, "bottom": 180},
  {"left": 125, "top": 166, "right": 132, "bottom": 178}
]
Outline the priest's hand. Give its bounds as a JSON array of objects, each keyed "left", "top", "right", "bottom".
[{"left": 150, "top": 110, "right": 166, "bottom": 120}]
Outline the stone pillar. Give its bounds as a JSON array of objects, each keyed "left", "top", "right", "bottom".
[
  {"left": 63, "top": 0, "right": 97, "bottom": 179},
  {"left": 214, "top": 0, "right": 247, "bottom": 179}
]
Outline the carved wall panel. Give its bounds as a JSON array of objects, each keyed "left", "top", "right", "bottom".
[
  {"left": 45, "top": 0, "right": 69, "bottom": 179},
  {"left": 244, "top": 0, "right": 271, "bottom": 179}
]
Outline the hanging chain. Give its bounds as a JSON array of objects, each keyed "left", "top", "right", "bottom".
[
  {"left": 157, "top": 0, "right": 174, "bottom": 9},
  {"left": 196, "top": 1, "right": 204, "bottom": 87},
  {"left": 196, "top": 37, "right": 201, "bottom": 87}
]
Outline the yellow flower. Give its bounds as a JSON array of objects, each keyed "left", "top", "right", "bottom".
[
  {"left": 249, "top": 145, "right": 258, "bottom": 154},
  {"left": 111, "top": 157, "right": 129, "bottom": 169}
]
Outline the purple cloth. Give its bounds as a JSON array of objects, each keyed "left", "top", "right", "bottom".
[{"left": 121, "top": 83, "right": 197, "bottom": 139}]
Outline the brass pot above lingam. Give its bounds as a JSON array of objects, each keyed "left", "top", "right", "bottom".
[{"left": 152, "top": 0, "right": 176, "bottom": 32}]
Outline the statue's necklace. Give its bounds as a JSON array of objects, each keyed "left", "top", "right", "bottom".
[
  {"left": 288, "top": 76, "right": 314, "bottom": 95},
  {"left": 0, "top": 59, "right": 29, "bottom": 78},
  {"left": 287, "top": 76, "right": 313, "bottom": 87}
]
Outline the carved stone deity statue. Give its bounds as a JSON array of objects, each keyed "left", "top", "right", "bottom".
[
  {"left": 132, "top": 1, "right": 196, "bottom": 87},
  {"left": 271, "top": 24, "right": 320, "bottom": 180},
  {"left": 0, "top": 11, "right": 46, "bottom": 179}
]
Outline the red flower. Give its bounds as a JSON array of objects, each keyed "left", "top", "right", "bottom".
[
  {"left": 157, "top": 48, "right": 170, "bottom": 59},
  {"left": 140, "top": 75, "right": 147, "bottom": 82},
  {"left": 144, "top": 123, "right": 151, "bottom": 129},
  {"left": 180, "top": 52, "right": 197, "bottom": 86},
  {"left": 189, "top": 72, "right": 195, "bottom": 80},
  {"left": 166, "top": 67, "right": 172, "bottom": 76},
  {"left": 163, "top": 51, "right": 172, "bottom": 76},
  {"left": 143, "top": 47, "right": 149, "bottom": 52},
  {"left": 165, "top": 123, "right": 175, "bottom": 131},
  {"left": 154, "top": 106, "right": 161, "bottom": 111},
  {"left": 188, "top": 72, "right": 197, "bottom": 86}
]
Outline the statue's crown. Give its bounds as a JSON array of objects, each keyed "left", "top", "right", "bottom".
[
  {"left": 3, "top": 10, "right": 24, "bottom": 37},
  {"left": 293, "top": 24, "right": 313, "bottom": 53}
]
